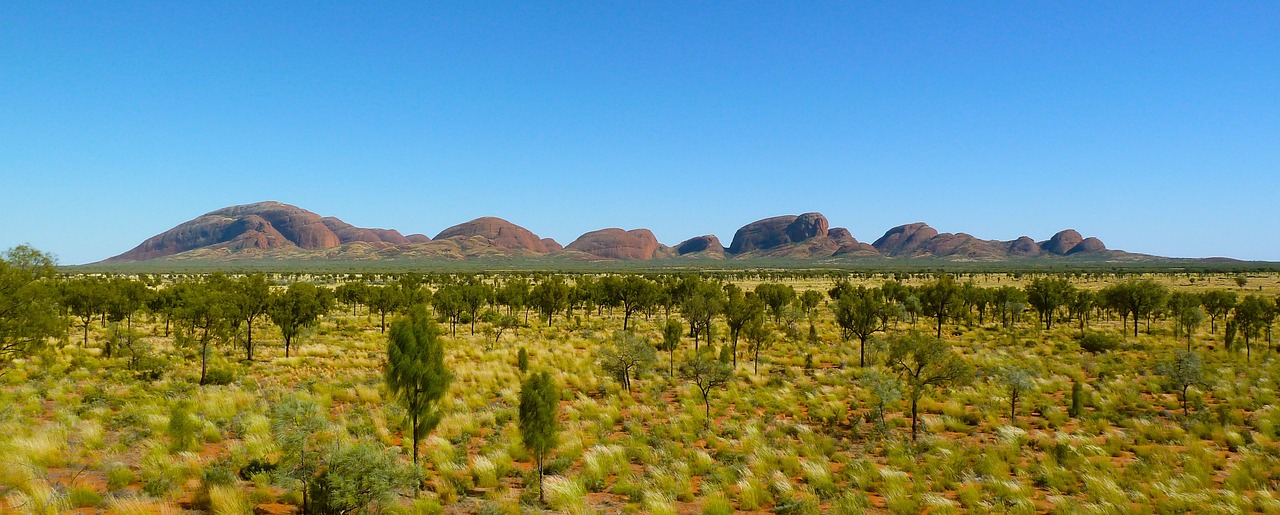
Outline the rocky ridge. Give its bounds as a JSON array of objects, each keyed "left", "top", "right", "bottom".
[{"left": 105, "top": 201, "right": 1130, "bottom": 263}]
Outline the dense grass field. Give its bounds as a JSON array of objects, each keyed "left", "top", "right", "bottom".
[{"left": 3, "top": 271, "right": 1280, "bottom": 514}]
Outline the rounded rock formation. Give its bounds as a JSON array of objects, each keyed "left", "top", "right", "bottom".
[
  {"left": 1007, "top": 236, "right": 1042, "bottom": 257},
  {"left": 566, "top": 228, "right": 660, "bottom": 260},
  {"left": 1041, "top": 230, "right": 1085, "bottom": 255},
  {"left": 1067, "top": 237, "right": 1106, "bottom": 254},
  {"left": 674, "top": 235, "right": 725, "bottom": 255},
  {"left": 728, "top": 213, "right": 831, "bottom": 254},
  {"left": 872, "top": 223, "right": 939, "bottom": 256},
  {"left": 434, "top": 217, "right": 549, "bottom": 253},
  {"left": 541, "top": 238, "right": 563, "bottom": 252}
]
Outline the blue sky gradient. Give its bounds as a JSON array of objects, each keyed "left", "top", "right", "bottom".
[{"left": 2, "top": 2, "right": 1277, "bottom": 264}]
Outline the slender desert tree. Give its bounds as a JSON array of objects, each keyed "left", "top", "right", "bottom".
[
  {"left": 887, "top": 332, "right": 972, "bottom": 441},
  {"left": 520, "top": 371, "right": 560, "bottom": 504},
  {"left": 385, "top": 307, "right": 451, "bottom": 467}
]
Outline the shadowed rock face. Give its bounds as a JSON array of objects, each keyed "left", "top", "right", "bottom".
[
  {"left": 566, "top": 228, "right": 660, "bottom": 260},
  {"left": 434, "top": 217, "right": 549, "bottom": 253},
  {"left": 1008, "top": 236, "right": 1042, "bottom": 257},
  {"left": 405, "top": 234, "right": 432, "bottom": 243},
  {"left": 108, "top": 201, "right": 412, "bottom": 261},
  {"left": 541, "top": 238, "right": 563, "bottom": 252},
  {"left": 1068, "top": 237, "right": 1106, "bottom": 254},
  {"left": 674, "top": 235, "right": 724, "bottom": 255},
  {"left": 1041, "top": 230, "right": 1085, "bottom": 255},
  {"left": 872, "top": 223, "right": 939, "bottom": 256},
  {"left": 827, "top": 227, "right": 856, "bottom": 245},
  {"left": 728, "top": 213, "right": 831, "bottom": 254},
  {"left": 322, "top": 218, "right": 409, "bottom": 246}
]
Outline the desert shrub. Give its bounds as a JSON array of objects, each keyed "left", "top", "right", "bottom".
[
  {"left": 831, "top": 490, "right": 871, "bottom": 515},
  {"left": 167, "top": 402, "right": 198, "bottom": 452},
  {"left": 203, "top": 367, "right": 235, "bottom": 386},
  {"left": 1078, "top": 333, "right": 1119, "bottom": 354},
  {"left": 67, "top": 486, "right": 103, "bottom": 509},
  {"left": 208, "top": 485, "right": 253, "bottom": 515},
  {"left": 701, "top": 492, "right": 735, "bottom": 515},
  {"left": 542, "top": 476, "right": 586, "bottom": 512}
]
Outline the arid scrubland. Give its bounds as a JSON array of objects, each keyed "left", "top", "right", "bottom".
[{"left": 3, "top": 259, "right": 1280, "bottom": 513}]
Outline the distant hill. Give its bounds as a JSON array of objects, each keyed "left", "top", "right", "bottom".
[{"left": 103, "top": 201, "right": 1188, "bottom": 264}]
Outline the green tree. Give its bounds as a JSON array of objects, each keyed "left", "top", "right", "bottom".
[
  {"left": 832, "top": 286, "right": 888, "bottom": 368},
  {"left": 918, "top": 275, "right": 962, "bottom": 338},
  {"left": 496, "top": 277, "right": 531, "bottom": 322},
  {"left": 1200, "top": 290, "right": 1237, "bottom": 334},
  {"left": 147, "top": 286, "right": 181, "bottom": 337},
  {"left": 431, "top": 284, "right": 465, "bottom": 337},
  {"left": 1166, "top": 291, "right": 1201, "bottom": 340},
  {"left": 597, "top": 331, "right": 657, "bottom": 393},
  {"left": 167, "top": 400, "right": 198, "bottom": 452},
  {"left": 460, "top": 281, "right": 491, "bottom": 335},
  {"left": 1068, "top": 379, "right": 1084, "bottom": 418},
  {"left": 1181, "top": 307, "right": 1207, "bottom": 351},
  {"left": 530, "top": 276, "right": 570, "bottom": 327},
  {"left": 519, "top": 371, "right": 560, "bottom": 505},
  {"left": 1234, "top": 295, "right": 1269, "bottom": 362},
  {"left": 798, "top": 289, "right": 824, "bottom": 323},
  {"left": 1157, "top": 350, "right": 1205, "bottom": 417},
  {"left": 235, "top": 274, "right": 271, "bottom": 361},
  {"left": 268, "top": 282, "right": 330, "bottom": 358},
  {"left": 103, "top": 277, "right": 150, "bottom": 359},
  {"left": 480, "top": 310, "right": 520, "bottom": 349},
  {"left": 754, "top": 282, "right": 796, "bottom": 324},
  {"left": 397, "top": 273, "right": 429, "bottom": 306},
  {"left": 864, "top": 371, "right": 902, "bottom": 434},
  {"left": 657, "top": 318, "right": 683, "bottom": 377},
  {"left": 1025, "top": 277, "right": 1074, "bottom": 330},
  {"left": 310, "top": 441, "right": 414, "bottom": 514},
  {"left": 174, "top": 279, "right": 235, "bottom": 385},
  {"left": 722, "top": 285, "right": 764, "bottom": 368},
  {"left": 385, "top": 307, "right": 451, "bottom": 467},
  {"left": 998, "top": 366, "right": 1035, "bottom": 422},
  {"left": 1102, "top": 279, "right": 1169, "bottom": 338},
  {"left": 367, "top": 285, "right": 404, "bottom": 335},
  {"left": 680, "top": 347, "right": 733, "bottom": 430},
  {"left": 743, "top": 315, "right": 773, "bottom": 375},
  {"left": 64, "top": 276, "right": 108, "bottom": 347},
  {"left": 886, "top": 332, "right": 972, "bottom": 441},
  {"left": 992, "top": 286, "right": 1027, "bottom": 329},
  {"left": 271, "top": 394, "right": 329, "bottom": 513},
  {"left": 334, "top": 281, "right": 370, "bottom": 316},
  {"left": 616, "top": 275, "right": 656, "bottom": 331},
  {"left": 682, "top": 279, "right": 725, "bottom": 352}
]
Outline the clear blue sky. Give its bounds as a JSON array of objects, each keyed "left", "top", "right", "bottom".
[{"left": 2, "top": 2, "right": 1277, "bottom": 264}]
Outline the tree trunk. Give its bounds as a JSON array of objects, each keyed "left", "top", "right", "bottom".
[
  {"left": 246, "top": 318, "right": 254, "bottom": 361},
  {"left": 859, "top": 335, "right": 867, "bottom": 368},
  {"left": 1010, "top": 391, "right": 1017, "bottom": 422},
  {"left": 704, "top": 394, "right": 711, "bottom": 429},
  {"left": 412, "top": 411, "right": 419, "bottom": 465},
  {"left": 199, "top": 330, "right": 209, "bottom": 385},
  {"left": 910, "top": 395, "right": 919, "bottom": 441}
]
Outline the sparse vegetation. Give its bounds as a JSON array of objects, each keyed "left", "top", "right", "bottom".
[{"left": 3, "top": 251, "right": 1280, "bottom": 512}]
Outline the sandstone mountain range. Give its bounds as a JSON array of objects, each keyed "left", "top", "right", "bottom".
[{"left": 104, "top": 201, "right": 1149, "bottom": 264}]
